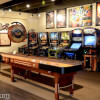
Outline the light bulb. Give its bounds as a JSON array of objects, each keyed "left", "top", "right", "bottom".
[
  {"left": 26, "top": 4, "right": 30, "bottom": 8},
  {"left": 51, "top": 0, "right": 55, "bottom": 1}
]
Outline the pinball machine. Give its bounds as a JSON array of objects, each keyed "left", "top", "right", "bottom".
[
  {"left": 48, "top": 31, "right": 70, "bottom": 59},
  {"left": 28, "top": 29, "right": 39, "bottom": 56},
  {"left": 63, "top": 29, "right": 83, "bottom": 60},
  {"left": 38, "top": 32, "right": 49, "bottom": 56},
  {"left": 48, "top": 32, "right": 60, "bottom": 58},
  {"left": 83, "top": 28, "right": 100, "bottom": 71}
]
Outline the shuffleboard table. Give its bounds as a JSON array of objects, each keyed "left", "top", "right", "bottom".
[{"left": 0, "top": 53, "right": 83, "bottom": 100}]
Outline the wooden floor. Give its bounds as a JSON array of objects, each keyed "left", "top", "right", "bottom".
[
  {"left": 0, "top": 80, "right": 45, "bottom": 100},
  {"left": 0, "top": 64, "right": 100, "bottom": 100}
]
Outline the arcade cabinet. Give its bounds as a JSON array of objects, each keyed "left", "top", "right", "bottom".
[
  {"left": 83, "top": 28, "right": 100, "bottom": 71},
  {"left": 48, "top": 32, "right": 60, "bottom": 58},
  {"left": 28, "top": 30, "right": 39, "bottom": 56},
  {"left": 63, "top": 29, "right": 83, "bottom": 60},
  {"left": 38, "top": 32, "right": 49, "bottom": 56}
]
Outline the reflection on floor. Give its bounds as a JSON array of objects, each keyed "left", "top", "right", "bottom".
[{"left": 0, "top": 63, "right": 100, "bottom": 100}]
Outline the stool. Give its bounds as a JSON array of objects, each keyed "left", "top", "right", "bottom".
[{"left": 84, "top": 54, "right": 97, "bottom": 71}]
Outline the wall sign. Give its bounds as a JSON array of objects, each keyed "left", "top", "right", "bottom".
[
  {"left": 68, "top": 4, "right": 92, "bottom": 27},
  {"left": 56, "top": 8, "right": 66, "bottom": 28},
  {"left": 0, "top": 23, "right": 9, "bottom": 33},
  {"left": 8, "top": 22, "right": 26, "bottom": 43},
  {"left": 46, "top": 11, "right": 55, "bottom": 29}
]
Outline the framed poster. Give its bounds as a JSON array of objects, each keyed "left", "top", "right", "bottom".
[
  {"left": 68, "top": 4, "right": 92, "bottom": 27},
  {"left": 46, "top": 11, "right": 54, "bottom": 29},
  {"left": 56, "top": 8, "right": 66, "bottom": 28},
  {"left": 96, "top": 2, "right": 100, "bottom": 26},
  {"left": 0, "top": 33, "right": 11, "bottom": 46}
]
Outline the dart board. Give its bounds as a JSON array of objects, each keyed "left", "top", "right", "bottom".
[
  {"left": 8, "top": 24, "right": 26, "bottom": 43},
  {"left": 29, "top": 32, "right": 37, "bottom": 41}
]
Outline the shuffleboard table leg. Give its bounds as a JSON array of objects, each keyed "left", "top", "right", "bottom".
[
  {"left": 11, "top": 66, "right": 14, "bottom": 82},
  {"left": 55, "top": 76, "right": 59, "bottom": 100},
  {"left": 70, "top": 76, "right": 74, "bottom": 96}
]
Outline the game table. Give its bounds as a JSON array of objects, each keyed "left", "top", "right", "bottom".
[{"left": 0, "top": 53, "right": 83, "bottom": 100}]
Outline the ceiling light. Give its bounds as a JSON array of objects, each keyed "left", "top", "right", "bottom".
[
  {"left": 42, "top": 0, "right": 45, "bottom": 5},
  {"left": 26, "top": 4, "right": 30, "bottom": 8},
  {"left": 51, "top": 0, "right": 55, "bottom": 1},
  {"left": 9, "top": 9, "right": 12, "bottom": 12}
]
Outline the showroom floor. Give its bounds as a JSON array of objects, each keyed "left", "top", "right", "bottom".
[{"left": 0, "top": 63, "right": 100, "bottom": 100}]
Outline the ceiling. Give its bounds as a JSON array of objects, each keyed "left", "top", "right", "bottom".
[{"left": 0, "top": 0, "right": 65, "bottom": 13}]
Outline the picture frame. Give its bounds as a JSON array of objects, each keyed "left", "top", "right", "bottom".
[
  {"left": 46, "top": 11, "right": 55, "bottom": 29},
  {"left": 68, "top": 4, "right": 92, "bottom": 27},
  {"left": 96, "top": 2, "right": 100, "bottom": 26},
  {"left": 0, "top": 33, "right": 11, "bottom": 46},
  {"left": 56, "top": 8, "right": 66, "bottom": 28}
]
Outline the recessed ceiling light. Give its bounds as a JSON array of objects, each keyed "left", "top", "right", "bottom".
[
  {"left": 51, "top": 0, "right": 55, "bottom": 2},
  {"left": 9, "top": 9, "right": 12, "bottom": 12},
  {"left": 26, "top": 4, "right": 30, "bottom": 8},
  {"left": 42, "top": 0, "right": 45, "bottom": 5}
]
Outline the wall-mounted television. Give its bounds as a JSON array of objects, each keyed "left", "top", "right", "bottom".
[
  {"left": 50, "top": 32, "right": 58, "bottom": 40},
  {"left": 84, "top": 36, "right": 96, "bottom": 46},
  {"left": 61, "top": 32, "right": 70, "bottom": 40},
  {"left": 39, "top": 32, "right": 47, "bottom": 40},
  {"left": 70, "top": 43, "right": 82, "bottom": 49}
]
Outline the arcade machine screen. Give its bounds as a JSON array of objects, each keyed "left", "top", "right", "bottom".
[
  {"left": 39, "top": 32, "right": 47, "bottom": 40},
  {"left": 61, "top": 32, "right": 70, "bottom": 40},
  {"left": 50, "top": 32, "right": 58, "bottom": 40},
  {"left": 70, "top": 43, "right": 82, "bottom": 49},
  {"left": 84, "top": 36, "right": 96, "bottom": 46}
]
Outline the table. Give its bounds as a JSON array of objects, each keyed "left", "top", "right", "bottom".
[{"left": 0, "top": 53, "right": 83, "bottom": 100}]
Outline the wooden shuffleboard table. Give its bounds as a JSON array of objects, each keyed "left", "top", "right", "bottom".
[{"left": 0, "top": 53, "right": 83, "bottom": 100}]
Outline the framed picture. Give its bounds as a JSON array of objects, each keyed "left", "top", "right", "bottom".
[
  {"left": 0, "top": 33, "right": 11, "bottom": 46},
  {"left": 96, "top": 2, "right": 100, "bottom": 26},
  {"left": 56, "top": 8, "right": 66, "bottom": 28},
  {"left": 68, "top": 4, "right": 92, "bottom": 27},
  {"left": 46, "top": 11, "right": 55, "bottom": 29}
]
